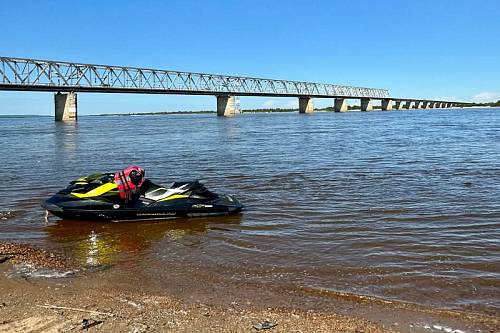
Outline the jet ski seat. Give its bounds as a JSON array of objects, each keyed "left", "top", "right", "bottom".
[{"left": 142, "top": 180, "right": 219, "bottom": 201}]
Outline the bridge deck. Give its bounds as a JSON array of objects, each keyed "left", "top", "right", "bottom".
[{"left": 0, "top": 56, "right": 389, "bottom": 99}]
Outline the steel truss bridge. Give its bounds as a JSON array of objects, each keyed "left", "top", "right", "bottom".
[{"left": 0, "top": 56, "right": 390, "bottom": 99}]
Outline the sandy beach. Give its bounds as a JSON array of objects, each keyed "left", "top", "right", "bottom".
[{"left": 1, "top": 242, "right": 498, "bottom": 333}]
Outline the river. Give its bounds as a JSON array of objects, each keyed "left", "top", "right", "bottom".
[{"left": 0, "top": 108, "right": 499, "bottom": 315}]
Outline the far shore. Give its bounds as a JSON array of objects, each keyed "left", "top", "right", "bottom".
[
  {"left": 0, "top": 105, "right": 498, "bottom": 119},
  {"left": 98, "top": 105, "right": 499, "bottom": 117}
]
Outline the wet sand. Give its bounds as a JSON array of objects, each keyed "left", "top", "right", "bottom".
[{"left": 1, "top": 242, "right": 498, "bottom": 333}]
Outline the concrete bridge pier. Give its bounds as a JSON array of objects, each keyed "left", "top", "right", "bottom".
[
  {"left": 54, "top": 92, "right": 77, "bottom": 121},
  {"left": 404, "top": 100, "right": 414, "bottom": 109},
  {"left": 394, "top": 100, "right": 405, "bottom": 110},
  {"left": 334, "top": 98, "right": 348, "bottom": 112},
  {"left": 381, "top": 99, "right": 393, "bottom": 111},
  {"left": 299, "top": 97, "right": 314, "bottom": 113},
  {"left": 415, "top": 101, "right": 423, "bottom": 109},
  {"left": 217, "top": 95, "right": 237, "bottom": 117},
  {"left": 422, "top": 101, "right": 430, "bottom": 109},
  {"left": 360, "top": 98, "right": 373, "bottom": 112}
]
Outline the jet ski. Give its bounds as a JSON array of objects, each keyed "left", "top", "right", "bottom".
[{"left": 42, "top": 171, "right": 244, "bottom": 222}]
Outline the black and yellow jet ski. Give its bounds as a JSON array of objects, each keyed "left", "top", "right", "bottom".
[{"left": 42, "top": 172, "right": 244, "bottom": 221}]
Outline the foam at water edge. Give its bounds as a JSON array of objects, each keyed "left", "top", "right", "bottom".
[
  {"left": 8, "top": 263, "right": 75, "bottom": 279},
  {"left": 410, "top": 322, "right": 468, "bottom": 333}
]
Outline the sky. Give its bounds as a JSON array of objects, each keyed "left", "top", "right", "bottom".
[{"left": 0, "top": 0, "right": 499, "bottom": 115}]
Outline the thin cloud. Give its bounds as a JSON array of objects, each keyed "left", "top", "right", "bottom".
[
  {"left": 261, "top": 99, "right": 298, "bottom": 109},
  {"left": 262, "top": 100, "right": 276, "bottom": 108},
  {"left": 471, "top": 92, "right": 500, "bottom": 103}
]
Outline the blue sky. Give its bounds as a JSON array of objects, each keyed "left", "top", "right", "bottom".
[{"left": 1, "top": 0, "right": 499, "bottom": 115}]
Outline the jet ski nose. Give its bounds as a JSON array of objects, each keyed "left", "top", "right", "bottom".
[{"left": 42, "top": 202, "right": 64, "bottom": 212}]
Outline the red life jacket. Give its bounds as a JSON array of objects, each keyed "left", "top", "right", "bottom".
[{"left": 114, "top": 166, "right": 145, "bottom": 202}]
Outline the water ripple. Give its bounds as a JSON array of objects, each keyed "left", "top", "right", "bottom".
[{"left": 1, "top": 109, "right": 499, "bottom": 312}]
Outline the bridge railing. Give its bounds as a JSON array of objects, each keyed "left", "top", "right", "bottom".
[{"left": 0, "top": 57, "right": 389, "bottom": 98}]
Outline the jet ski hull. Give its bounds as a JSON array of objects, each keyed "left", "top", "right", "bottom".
[{"left": 43, "top": 205, "right": 242, "bottom": 221}]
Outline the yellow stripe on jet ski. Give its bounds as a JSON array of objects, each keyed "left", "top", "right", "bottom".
[
  {"left": 158, "top": 194, "right": 189, "bottom": 201},
  {"left": 71, "top": 182, "right": 117, "bottom": 198}
]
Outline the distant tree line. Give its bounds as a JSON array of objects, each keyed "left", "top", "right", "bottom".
[
  {"left": 241, "top": 108, "right": 296, "bottom": 113},
  {"left": 468, "top": 100, "right": 500, "bottom": 107},
  {"left": 100, "top": 100, "right": 500, "bottom": 116}
]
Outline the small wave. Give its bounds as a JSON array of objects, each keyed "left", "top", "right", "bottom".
[
  {"left": 412, "top": 322, "right": 467, "bottom": 333},
  {"left": 8, "top": 263, "right": 75, "bottom": 279}
]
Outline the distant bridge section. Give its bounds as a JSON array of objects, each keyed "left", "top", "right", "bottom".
[
  {"left": 0, "top": 56, "right": 389, "bottom": 98},
  {"left": 0, "top": 56, "right": 468, "bottom": 120}
]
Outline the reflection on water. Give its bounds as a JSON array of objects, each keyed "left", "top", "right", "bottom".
[
  {"left": 44, "top": 215, "right": 242, "bottom": 267},
  {"left": 54, "top": 122, "right": 78, "bottom": 153}
]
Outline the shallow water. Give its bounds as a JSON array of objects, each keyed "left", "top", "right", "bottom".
[{"left": 1, "top": 109, "right": 499, "bottom": 313}]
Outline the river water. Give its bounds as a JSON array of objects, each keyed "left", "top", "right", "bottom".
[{"left": 0, "top": 109, "right": 499, "bottom": 314}]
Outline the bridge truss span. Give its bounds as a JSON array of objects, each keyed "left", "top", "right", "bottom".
[{"left": 0, "top": 56, "right": 389, "bottom": 99}]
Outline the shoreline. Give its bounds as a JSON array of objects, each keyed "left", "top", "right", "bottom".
[
  {"left": 1, "top": 106, "right": 498, "bottom": 119},
  {"left": 97, "top": 105, "right": 498, "bottom": 116},
  {"left": 0, "top": 269, "right": 395, "bottom": 333},
  {"left": 1, "top": 241, "right": 498, "bottom": 332}
]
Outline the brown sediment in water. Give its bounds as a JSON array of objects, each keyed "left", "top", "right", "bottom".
[
  {"left": 0, "top": 242, "right": 498, "bottom": 332},
  {"left": 298, "top": 286, "right": 500, "bottom": 329}
]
